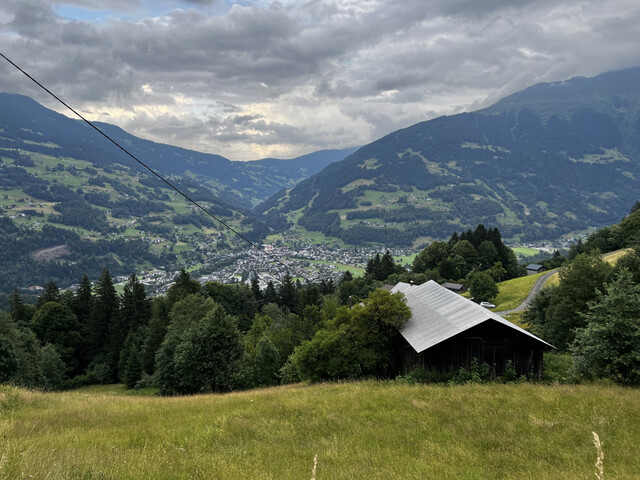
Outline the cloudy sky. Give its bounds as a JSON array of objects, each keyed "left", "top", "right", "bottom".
[{"left": 1, "top": 0, "right": 639, "bottom": 161}]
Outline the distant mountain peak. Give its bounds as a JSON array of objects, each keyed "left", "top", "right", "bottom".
[{"left": 259, "top": 65, "right": 640, "bottom": 246}]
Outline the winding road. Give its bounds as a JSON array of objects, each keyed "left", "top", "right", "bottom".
[
  {"left": 493, "top": 250, "right": 627, "bottom": 316},
  {"left": 495, "top": 269, "right": 558, "bottom": 316}
]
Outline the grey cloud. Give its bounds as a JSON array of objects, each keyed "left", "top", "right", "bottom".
[{"left": 0, "top": 0, "right": 639, "bottom": 160}]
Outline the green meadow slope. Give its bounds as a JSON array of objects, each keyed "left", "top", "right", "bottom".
[{"left": 2, "top": 382, "right": 639, "bottom": 479}]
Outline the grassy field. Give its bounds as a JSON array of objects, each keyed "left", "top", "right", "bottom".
[
  {"left": 545, "top": 249, "right": 631, "bottom": 288},
  {"left": 512, "top": 246, "right": 541, "bottom": 258},
  {"left": 492, "top": 272, "right": 547, "bottom": 311},
  {"left": 1, "top": 382, "right": 639, "bottom": 479},
  {"left": 394, "top": 253, "right": 418, "bottom": 266},
  {"left": 461, "top": 272, "right": 545, "bottom": 311},
  {"left": 302, "top": 259, "right": 366, "bottom": 276}
]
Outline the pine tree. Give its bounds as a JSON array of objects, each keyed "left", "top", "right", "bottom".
[
  {"left": 380, "top": 250, "right": 397, "bottom": 280},
  {"left": 298, "top": 285, "right": 323, "bottom": 315},
  {"left": 340, "top": 270, "right": 353, "bottom": 284},
  {"left": 167, "top": 269, "right": 201, "bottom": 306},
  {"left": 9, "top": 288, "right": 27, "bottom": 326},
  {"left": 141, "top": 297, "right": 170, "bottom": 374},
  {"left": 278, "top": 274, "right": 298, "bottom": 312},
  {"left": 87, "top": 269, "right": 120, "bottom": 374},
  {"left": 250, "top": 277, "right": 263, "bottom": 305},
  {"left": 263, "top": 281, "right": 278, "bottom": 305},
  {"left": 366, "top": 253, "right": 382, "bottom": 278},
  {"left": 120, "top": 274, "right": 151, "bottom": 333},
  {"left": 37, "top": 281, "right": 61, "bottom": 308},
  {"left": 74, "top": 274, "right": 94, "bottom": 373},
  {"left": 124, "top": 346, "right": 142, "bottom": 389},
  {"left": 74, "top": 275, "right": 94, "bottom": 324}
]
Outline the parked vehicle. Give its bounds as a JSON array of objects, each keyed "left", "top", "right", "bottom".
[{"left": 480, "top": 301, "right": 496, "bottom": 309}]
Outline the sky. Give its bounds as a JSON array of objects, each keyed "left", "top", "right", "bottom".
[{"left": 1, "top": 0, "right": 639, "bottom": 161}]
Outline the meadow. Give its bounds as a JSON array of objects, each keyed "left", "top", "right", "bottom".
[{"left": 2, "top": 382, "right": 639, "bottom": 479}]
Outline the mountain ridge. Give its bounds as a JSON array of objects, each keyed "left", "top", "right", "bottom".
[
  {"left": 258, "top": 66, "right": 640, "bottom": 246},
  {"left": 0, "top": 92, "right": 356, "bottom": 209}
]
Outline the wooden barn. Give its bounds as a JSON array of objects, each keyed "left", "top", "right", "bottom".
[{"left": 391, "top": 281, "right": 552, "bottom": 379}]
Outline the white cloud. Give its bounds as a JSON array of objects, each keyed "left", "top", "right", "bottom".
[{"left": 0, "top": 0, "right": 639, "bottom": 160}]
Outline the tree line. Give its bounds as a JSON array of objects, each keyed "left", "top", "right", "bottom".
[
  {"left": 523, "top": 204, "right": 640, "bottom": 384},
  {"left": 4, "top": 215, "right": 638, "bottom": 393},
  {"left": 0, "top": 260, "right": 411, "bottom": 394},
  {"left": 0, "top": 224, "right": 513, "bottom": 394}
]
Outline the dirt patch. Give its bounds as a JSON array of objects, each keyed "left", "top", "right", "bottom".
[{"left": 31, "top": 244, "right": 69, "bottom": 261}]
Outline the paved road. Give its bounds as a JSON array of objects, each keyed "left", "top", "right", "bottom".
[
  {"left": 495, "top": 268, "right": 558, "bottom": 316},
  {"left": 494, "top": 250, "right": 627, "bottom": 316}
]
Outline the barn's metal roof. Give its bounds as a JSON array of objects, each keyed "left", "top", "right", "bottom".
[
  {"left": 526, "top": 264, "right": 544, "bottom": 270},
  {"left": 391, "top": 280, "right": 552, "bottom": 353}
]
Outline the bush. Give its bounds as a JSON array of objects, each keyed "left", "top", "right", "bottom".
[
  {"left": 397, "top": 367, "right": 454, "bottom": 384},
  {"left": 542, "top": 352, "right": 581, "bottom": 384},
  {"left": 450, "top": 358, "right": 492, "bottom": 384}
]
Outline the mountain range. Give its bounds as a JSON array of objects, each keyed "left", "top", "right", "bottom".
[
  {"left": 1, "top": 66, "right": 640, "bottom": 290},
  {"left": 258, "top": 67, "right": 640, "bottom": 247},
  {"left": 0, "top": 92, "right": 356, "bottom": 209},
  {"left": 0, "top": 93, "right": 354, "bottom": 291}
]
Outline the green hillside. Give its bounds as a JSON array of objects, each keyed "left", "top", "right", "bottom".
[
  {"left": 2, "top": 382, "right": 638, "bottom": 479},
  {"left": 0, "top": 92, "right": 355, "bottom": 209},
  {"left": 0, "top": 93, "right": 356, "bottom": 291},
  {"left": 258, "top": 67, "right": 640, "bottom": 246},
  {"left": 0, "top": 148, "right": 263, "bottom": 291}
]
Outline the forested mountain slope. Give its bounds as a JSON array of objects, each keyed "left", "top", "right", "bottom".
[
  {"left": 0, "top": 93, "right": 355, "bottom": 208},
  {"left": 259, "top": 67, "right": 640, "bottom": 246}
]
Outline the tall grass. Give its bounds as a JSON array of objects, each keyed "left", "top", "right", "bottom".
[{"left": 2, "top": 382, "right": 640, "bottom": 479}]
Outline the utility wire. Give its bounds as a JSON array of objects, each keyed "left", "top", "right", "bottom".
[{"left": 0, "top": 52, "right": 305, "bottom": 281}]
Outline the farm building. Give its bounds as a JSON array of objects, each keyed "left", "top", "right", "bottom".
[
  {"left": 441, "top": 282, "right": 466, "bottom": 293},
  {"left": 391, "top": 281, "right": 552, "bottom": 379},
  {"left": 525, "top": 264, "right": 546, "bottom": 275}
]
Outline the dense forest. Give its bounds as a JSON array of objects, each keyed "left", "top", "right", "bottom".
[
  {"left": 0, "top": 217, "right": 176, "bottom": 292},
  {"left": 2, "top": 217, "right": 640, "bottom": 393}
]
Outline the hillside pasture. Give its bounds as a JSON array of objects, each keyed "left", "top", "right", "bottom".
[
  {"left": 1, "top": 382, "right": 639, "bottom": 479},
  {"left": 492, "top": 271, "right": 547, "bottom": 311},
  {"left": 512, "top": 246, "right": 541, "bottom": 258},
  {"left": 545, "top": 249, "right": 631, "bottom": 288}
]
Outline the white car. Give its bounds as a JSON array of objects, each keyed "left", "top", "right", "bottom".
[{"left": 480, "top": 301, "right": 496, "bottom": 309}]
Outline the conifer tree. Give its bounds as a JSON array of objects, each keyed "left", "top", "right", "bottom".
[
  {"left": 366, "top": 253, "right": 382, "bottom": 279},
  {"left": 124, "top": 346, "right": 142, "bottom": 389},
  {"left": 87, "top": 269, "right": 120, "bottom": 373},
  {"left": 250, "top": 277, "right": 263, "bottom": 305},
  {"left": 278, "top": 274, "right": 298, "bottom": 312},
  {"left": 263, "top": 281, "right": 278, "bottom": 305},
  {"left": 142, "top": 297, "right": 171, "bottom": 374},
  {"left": 119, "top": 332, "right": 143, "bottom": 388},
  {"left": 37, "top": 281, "right": 61, "bottom": 308},
  {"left": 167, "top": 269, "right": 201, "bottom": 306},
  {"left": 9, "top": 288, "right": 27, "bottom": 326},
  {"left": 74, "top": 274, "right": 94, "bottom": 373},
  {"left": 340, "top": 270, "right": 353, "bottom": 284},
  {"left": 380, "top": 250, "right": 397, "bottom": 280},
  {"left": 120, "top": 274, "right": 151, "bottom": 333}
]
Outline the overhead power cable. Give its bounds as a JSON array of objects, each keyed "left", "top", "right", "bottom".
[{"left": 0, "top": 52, "right": 304, "bottom": 282}]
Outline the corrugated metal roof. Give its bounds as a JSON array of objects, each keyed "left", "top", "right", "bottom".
[
  {"left": 391, "top": 280, "right": 552, "bottom": 353},
  {"left": 526, "top": 264, "right": 544, "bottom": 270}
]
